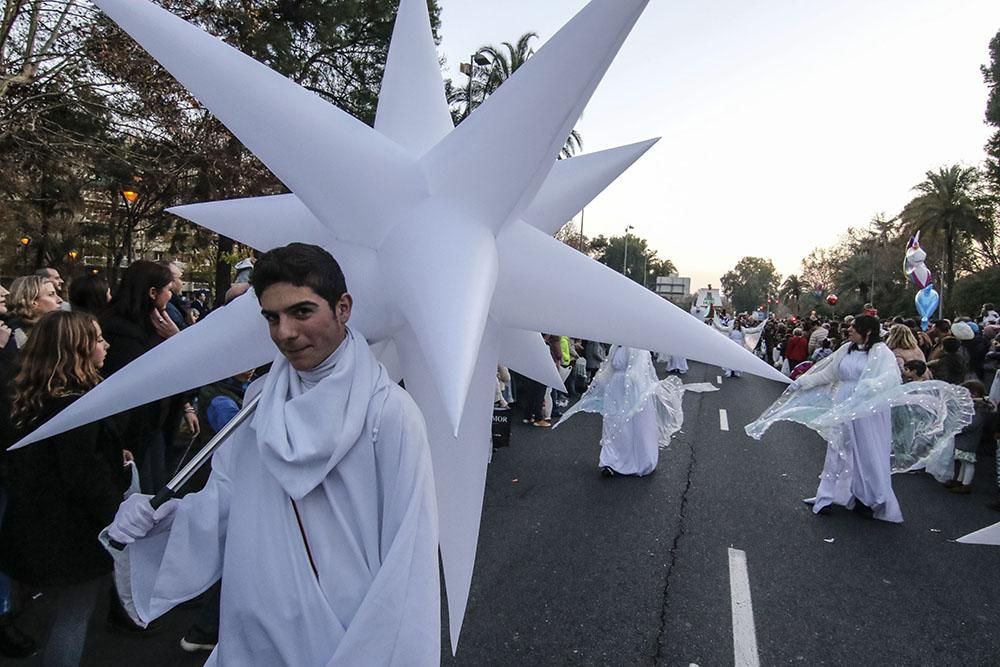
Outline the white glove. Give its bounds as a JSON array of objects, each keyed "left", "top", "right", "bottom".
[
  {"left": 787, "top": 380, "right": 802, "bottom": 392},
  {"left": 107, "top": 494, "right": 178, "bottom": 545}
]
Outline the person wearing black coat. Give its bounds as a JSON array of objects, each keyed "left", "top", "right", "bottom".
[
  {"left": 0, "top": 310, "right": 127, "bottom": 666},
  {"left": 99, "top": 260, "right": 197, "bottom": 493}
]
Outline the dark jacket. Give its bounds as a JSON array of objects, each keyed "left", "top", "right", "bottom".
[
  {"left": 955, "top": 398, "right": 993, "bottom": 453},
  {"left": 927, "top": 353, "right": 967, "bottom": 385},
  {"left": 0, "top": 394, "right": 128, "bottom": 586},
  {"left": 99, "top": 313, "right": 172, "bottom": 442}
]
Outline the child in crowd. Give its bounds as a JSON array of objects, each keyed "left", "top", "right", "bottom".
[
  {"left": 945, "top": 380, "right": 994, "bottom": 494},
  {"left": 810, "top": 338, "right": 833, "bottom": 363},
  {"left": 902, "top": 359, "right": 928, "bottom": 383}
]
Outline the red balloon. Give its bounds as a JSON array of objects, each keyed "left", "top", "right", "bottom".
[{"left": 826, "top": 294, "right": 839, "bottom": 306}]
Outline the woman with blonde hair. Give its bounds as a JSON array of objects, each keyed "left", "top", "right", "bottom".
[
  {"left": 0, "top": 310, "right": 129, "bottom": 666},
  {"left": 5, "top": 276, "right": 62, "bottom": 350},
  {"left": 886, "top": 323, "right": 926, "bottom": 375}
]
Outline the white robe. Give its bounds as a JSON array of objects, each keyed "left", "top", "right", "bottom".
[
  {"left": 105, "top": 330, "right": 440, "bottom": 665},
  {"left": 598, "top": 347, "right": 660, "bottom": 475},
  {"left": 800, "top": 348, "right": 903, "bottom": 522}
]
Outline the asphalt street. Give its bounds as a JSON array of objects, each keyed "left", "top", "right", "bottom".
[{"left": 4, "top": 361, "right": 1000, "bottom": 666}]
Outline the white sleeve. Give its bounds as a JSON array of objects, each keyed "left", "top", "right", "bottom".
[
  {"left": 797, "top": 346, "right": 843, "bottom": 389},
  {"left": 102, "top": 427, "right": 241, "bottom": 624}
]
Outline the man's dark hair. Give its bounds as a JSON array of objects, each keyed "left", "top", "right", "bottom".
[
  {"left": 903, "top": 359, "right": 926, "bottom": 376},
  {"left": 943, "top": 336, "right": 961, "bottom": 354},
  {"left": 251, "top": 243, "right": 347, "bottom": 311}
]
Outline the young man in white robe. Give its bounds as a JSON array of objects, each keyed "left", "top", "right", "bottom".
[{"left": 103, "top": 243, "right": 440, "bottom": 666}]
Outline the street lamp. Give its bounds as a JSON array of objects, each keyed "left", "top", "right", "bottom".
[
  {"left": 460, "top": 53, "right": 492, "bottom": 119},
  {"left": 67, "top": 249, "right": 79, "bottom": 262},
  {"left": 622, "top": 224, "right": 634, "bottom": 276},
  {"left": 18, "top": 235, "right": 31, "bottom": 274},
  {"left": 120, "top": 183, "right": 141, "bottom": 265}
]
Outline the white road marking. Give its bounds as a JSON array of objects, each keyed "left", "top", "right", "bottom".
[
  {"left": 728, "top": 548, "right": 760, "bottom": 667},
  {"left": 716, "top": 375, "right": 722, "bottom": 384},
  {"left": 719, "top": 409, "right": 729, "bottom": 431}
]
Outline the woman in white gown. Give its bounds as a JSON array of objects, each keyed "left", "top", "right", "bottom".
[
  {"left": 746, "top": 315, "right": 973, "bottom": 522},
  {"left": 557, "top": 346, "right": 683, "bottom": 477},
  {"left": 714, "top": 316, "right": 765, "bottom": 378}
]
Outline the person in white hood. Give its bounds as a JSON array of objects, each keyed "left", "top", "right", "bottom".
[{"left": 104, "top": 243, "right": 440, "bottom": 666}]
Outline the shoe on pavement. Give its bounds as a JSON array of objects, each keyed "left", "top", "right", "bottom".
[
  {"left": 600, "top": 466, "right": 614, "bottom": 478},
  {"left": 943, "top": 479, "right": 963, "bottom": 489},
  {"left": 180, "top": 625, "right": 218, "bottom": 653},
  {"left": 948, "top": 484, "right": 973, "bottom": 495},
  {"left": 532, "top": 419, "right": 551, "bottom": 428}
]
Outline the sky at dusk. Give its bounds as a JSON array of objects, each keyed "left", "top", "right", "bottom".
[{"left": 436, "top": 1, "right": 1000, "bottom": 290}]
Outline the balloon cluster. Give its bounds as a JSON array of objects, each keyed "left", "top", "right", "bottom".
[{"left": 903, "top": 231, "right": 939, "bottom": 330}]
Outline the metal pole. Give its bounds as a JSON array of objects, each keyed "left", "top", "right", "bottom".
[
  {"left": 466, "top": 54, "right": 474, "bottom": 119},
  {"left": 643, "top": 253, "right": 649, "bottom": 288},
  {"left": 622, "top": 227, "right": 630, "bottom": 275},
  {"left": 578, "top": 208, "right": 585, "bottom": 252},
  {"left": 108, "top": 392, "right": 262, "bottom": 550}
]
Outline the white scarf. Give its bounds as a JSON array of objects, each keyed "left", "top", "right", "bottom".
[{"left": 251, "top": 328, "right": 390, "bottom": 499}]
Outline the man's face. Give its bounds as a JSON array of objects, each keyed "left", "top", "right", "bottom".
[
  {"left": 168, "top": 264, "right": 183, "bottom": 295},
  {"left": 45, "top": 268, "right": 64, "bottom": 292},
  {"left": 259, "top": 282, "right": 352, "bottom": 371}
]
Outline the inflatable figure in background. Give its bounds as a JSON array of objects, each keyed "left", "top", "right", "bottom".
[
  {"left": 904, "top": 232, "right": 939, "bottom": 331},
  {"left": 556, "top": 346, "right": 683, "bottom": 477}
]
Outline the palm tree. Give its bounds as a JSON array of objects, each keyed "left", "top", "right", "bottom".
[
  {"left": 900, "top": 165, "right": 991, "bottom": 309},
  {"left": 780, "top": 274, "right": 804, "bottom": 315},
  {"left": 451, "top": 32, "right": 583, "bottom": 157}
]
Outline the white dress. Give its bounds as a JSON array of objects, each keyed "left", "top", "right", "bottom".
[
  {"left": 663, "top": 355, "right": 688, "bottom": 374},
  {"left": 598, "top": 347, "right": 659, "bottom": 475},
  {"left": 558, "top": 346, "right": 684, "bottom": 477},
  {"left": 810, "top": 350, "right": 903, "bottom": 522}
]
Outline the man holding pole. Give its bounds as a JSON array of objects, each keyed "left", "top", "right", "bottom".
[{"left": 103, "top": 243, "right": 440, "bottom": 665}]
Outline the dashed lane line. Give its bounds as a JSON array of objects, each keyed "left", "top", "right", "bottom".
[{"left": 728, "top": 548, "right": 760, "bottom": 667}]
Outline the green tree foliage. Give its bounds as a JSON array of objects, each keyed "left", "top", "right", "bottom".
[
  {"left": 983, "top": 29, "right": 1000, "bottom": 189},
  {"left": 0, "top": 0, "right": 442, "bottom": 293},
  {"left": 779, "top": 274, "right": 804, "bottom": 315},
  {"left": 900, "top": 165, "right": 993, "bottom": 307},
  {"left": 951, "top": 267, "right": 1000, "bottom": 318},
  {"left": 588, "top": 233, "right": 675, "bottom": 289},
  {"left": 720, "top": 256, "right": 780, "bottom": 314}
]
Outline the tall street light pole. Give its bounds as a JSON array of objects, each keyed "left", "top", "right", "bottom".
[
  {"left": 622, "top": 224, "right": 634, "bottom": 276},
  {"left": 461, "top": 53, "right": 492, "bottom": 120},
  {"left": 578, "top": 208, "right": 585, "bottom": 253}
]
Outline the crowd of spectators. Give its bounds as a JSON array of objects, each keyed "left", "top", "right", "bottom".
[{"left": 0, "top": 261, "right": 242, "bottom": 662}]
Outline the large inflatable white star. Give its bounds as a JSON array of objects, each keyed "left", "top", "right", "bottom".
[{"left": 15, "top": 0, "right": 787, "bottom": 649}]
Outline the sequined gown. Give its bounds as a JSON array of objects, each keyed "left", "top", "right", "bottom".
[
  {"left": 812, "top": 349, "right": 903, "bottom": 522},
  {"left": 598, "top": 346, "right": 659, "bottom": 476}
]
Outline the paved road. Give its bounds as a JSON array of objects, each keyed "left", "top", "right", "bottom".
[
  {"left": 5, "top": 361, "right": 1000, "bottom": 665},
  {"left": 444, "top": 360, "right": 1000, "bottom": 665}
]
